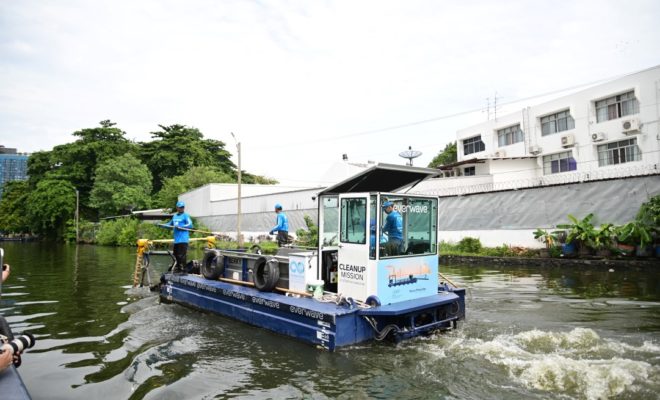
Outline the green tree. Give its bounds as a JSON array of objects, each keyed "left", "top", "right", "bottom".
[
  {"left": 0, "top": 180, "right": 31, "bottom": 233},
  {"left": 155, "top": 166, "right": 234, "bottom": 208},
  {"left": 27, "top": 120, "right": 137, "bottom": 220},
  {"left": 242, "top": 172, "right": 278, "bottom": 185},
  {"left": 26, "top": 179, "right": 76, "bottom": 238},
  {"left": 428, "top": 141, "right": 457, "bottom": 168},
  {"left": 295, "top": 215, "right": 318, "bottom": 247},
  {"left": 139, "top": 124, "right": 235, "bottom": 192},
  {"left": 90, "top": 154, "right": 153, "bottom": 216}
]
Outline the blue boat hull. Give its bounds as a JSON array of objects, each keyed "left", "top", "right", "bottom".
[
  {"left": 159, "top": 274, "right": 465, "bottom": 350},
  {"left": 0, "top": 366, "right": 31, "bottom": 400}
]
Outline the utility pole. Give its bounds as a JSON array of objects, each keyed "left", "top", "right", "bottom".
[
  {"left": 231, "top": 132, "right": 243, "bottom": 247},
  {"left": 75, "top": 189, "right": 79, "bottom": 243}
]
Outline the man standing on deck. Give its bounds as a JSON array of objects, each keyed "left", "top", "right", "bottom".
[
  {"left": 269, "top": 203, "right": 289, "bottom": 247},
  {"left": 165, "top": 201, "right": 193, "bottom": 273},
  {"left": 382, "top": 201, "right": 404, "bottom": 255}
]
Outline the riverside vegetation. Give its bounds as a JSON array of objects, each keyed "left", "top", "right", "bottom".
[
  {"left": 0, "top": 120, "right": 276, "bottom": 241},
  {"left": 443, "top": 195, "right": 659, "bottom": 259}
]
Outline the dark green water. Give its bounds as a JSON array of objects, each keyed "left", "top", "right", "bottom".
[{"left": 1, "top": 242, "right": 659, "bottom": 399}]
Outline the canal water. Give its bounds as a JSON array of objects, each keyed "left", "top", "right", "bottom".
[{"left": 1, "top": 242, "right": 658, "bottom": 400}]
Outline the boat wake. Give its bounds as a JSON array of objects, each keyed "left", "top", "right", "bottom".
[{"left": 426, "top": 327, "right": 660, "bottom": 400}]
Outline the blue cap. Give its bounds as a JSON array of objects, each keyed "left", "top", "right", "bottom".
[
  {"left": 382, "top": 201, "right": 393, "bottom": 208},
  {"left": 274, "top": 203, "right": 282, "bottom": 210},
  {"left": 176, "top": 201, "right": 185, "bottom": 208}
]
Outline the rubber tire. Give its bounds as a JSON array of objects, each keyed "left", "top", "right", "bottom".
[
  {"left": 201, "top": 249, "right": 224, "bottom": 280},
  {"left": 253, "top": 257, "right": 280, "bottom": 292}
]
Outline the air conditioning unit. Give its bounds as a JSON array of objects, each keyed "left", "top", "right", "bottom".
[
  {"left": 493, "top": 150, "right": 506, "bottom": 158},
  {"left": 561, "top": 134, "right": 575, "bottom": 147},
  {"left": 591, "top": 132, "right": 606, "bottom": 142},
  {"left": 528, "top": 145, "right": 541, "bottom": 154},
  {"left": 622, "top": 118, "right": 640, "bottom": 134}
]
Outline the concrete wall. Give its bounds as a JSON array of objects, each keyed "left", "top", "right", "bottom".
[{"left": 438, "top": 175, "right": 660, "bottom": 248}]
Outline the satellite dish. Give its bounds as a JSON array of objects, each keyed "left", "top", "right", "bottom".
[{"left": 398, "top": 146, "right": 422, "bottom": 166}]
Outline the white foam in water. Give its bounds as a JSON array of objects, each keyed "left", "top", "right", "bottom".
[{"left": 443, "top": 328, "right": 659, "bottom": 400}]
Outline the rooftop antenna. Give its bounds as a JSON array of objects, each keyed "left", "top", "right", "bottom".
[
  {"left": 483, "top": 91, "right": 500, "bottom": 121},
  {"left": 398, "top": 146, "right": 422, "bottom": 166}
]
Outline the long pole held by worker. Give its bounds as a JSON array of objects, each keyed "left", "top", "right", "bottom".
[{"left": 158, "top": 224, "right": 221, "bottom": 236}]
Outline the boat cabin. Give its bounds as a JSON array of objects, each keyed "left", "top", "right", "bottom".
[{"left": 291, "top": 163, "right": 441, "bottom": 305}]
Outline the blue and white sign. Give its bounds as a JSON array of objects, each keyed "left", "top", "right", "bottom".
[{"left": 376, "top": 255, "right": 437, "bottom": 305}]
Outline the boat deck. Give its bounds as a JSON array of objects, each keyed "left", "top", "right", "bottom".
[{"left": 161, "top": 273, "right": 464, "bottom": 350}]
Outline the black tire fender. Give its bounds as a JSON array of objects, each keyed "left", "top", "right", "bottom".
[
  {"left": 201, "top": 249, "right": 224, "bottom": 280},
  {"left": 253, "top": 257, "right": 280, "bottom": 292},
  {"left": 365, "top": 295, "right": 381, "bottom": 307}
]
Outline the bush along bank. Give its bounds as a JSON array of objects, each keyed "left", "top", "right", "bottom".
[{"left": 540, "top": 195, "right": 659, "bottom": 259}]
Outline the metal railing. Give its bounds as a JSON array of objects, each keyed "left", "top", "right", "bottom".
[{"left": 412, "top": 163, "right": 659, "bottom": 197}]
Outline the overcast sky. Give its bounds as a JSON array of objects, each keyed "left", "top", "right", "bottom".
[{"left": 1, "top": 0, "right": 659, "bottom": 186}]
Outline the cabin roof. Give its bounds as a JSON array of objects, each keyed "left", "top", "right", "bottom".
[{"left": 318, "top": 163, "right": 440, "bottom": 195}]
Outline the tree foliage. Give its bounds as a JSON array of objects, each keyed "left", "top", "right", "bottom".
[
  {"left": 2, "top": 120, "right": 276, "bottom": 241},
  {"left": 156, "top": 166, "right": 234, "bottom": 208},
  {"left": 0, "top": 181, "right": 31, "bottom": 233},
  {"left": 139, "top": 124, "right": 235, "bottom": 192},
  {"left": 242, "top": 172, "right": 278, "bottom": 185},
  {"left": 428, "top": 141, "right": 457, "bottom": 168},
  {"left": 27, "top": 120, "right": 137, "bottom": 220},
  {"left": 26, "top": 179, "right": 76, "bottom": 238},
  {"left": 90, "top": 154, "right": 153, "bottom": 216},
  {"left": 295, "top": 215, "right": 318, "bottom": 247}
]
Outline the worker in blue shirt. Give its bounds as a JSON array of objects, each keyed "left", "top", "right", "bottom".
[
  {"left": 164, "top": 201, "right": 193, "bottom": 273},
  {"left": 269, "top": 203, "right": 289, "bottom": 247},
  {"left": 369, "top": 218, "right": 389, "bottom": 258},
  {"left": 382, "top": 201, "right": 404, "bottom": 255}
]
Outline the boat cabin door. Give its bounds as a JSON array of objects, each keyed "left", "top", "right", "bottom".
[{"left": 337, "top": 193, "right": 373, "bottom": 301}]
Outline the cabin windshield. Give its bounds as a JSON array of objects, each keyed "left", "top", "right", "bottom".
[{"left": 379, "top": 195, "right": 437, "bottom": 258}]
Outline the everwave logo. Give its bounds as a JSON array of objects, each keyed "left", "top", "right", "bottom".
[
  {"left": 393, "top": 204, "right": 429, "bottom": 214},
  {"left": 290, "top": 261, "right": 305, "bottom": 274}
]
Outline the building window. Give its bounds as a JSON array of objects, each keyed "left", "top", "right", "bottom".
[
  {"left": 463, "top": 135, "right": 485, "bottom": 155},
  {"left": 464, "top": 166, "right": 475, "bottom": 176},
  {"left": 595, "top": 91, "right": 639, "bottom": 122},
  {"left": 541, "top": 110, "right": 575, "bottom": 136},
  {"left": 497, "top": 124, "right": 524, "bottom": 147},
  {"left": 543, "top": 151, "right": 576, "bottom": 174},
  {"left": 597, "top": 138, "right": 641, "bottom": 166}
]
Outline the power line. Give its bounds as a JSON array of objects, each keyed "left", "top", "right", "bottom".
[{"left": 253, "top": 69, "right": 638, "bottom": 150}]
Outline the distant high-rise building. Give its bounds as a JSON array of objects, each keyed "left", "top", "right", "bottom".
[{"left": 0, "top": 145, "right": 29, "bottom": 199}]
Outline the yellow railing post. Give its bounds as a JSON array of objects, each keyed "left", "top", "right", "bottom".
[
  {"left": 206, "top": 236, "right": 216, "bottom": 249},
  {"left": 134, "top": 239, "right": 150, "bottom": 287}
]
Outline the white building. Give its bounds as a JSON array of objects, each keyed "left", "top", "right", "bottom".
[{"left": 415, "top": 65, "right": 660, "bottom": 196}]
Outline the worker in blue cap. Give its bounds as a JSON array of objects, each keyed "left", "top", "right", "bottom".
[
  {"left": 382, "top": 201, "right": 404, "bottom": 255},
  {"left": 164, "top": 200, "right": 193, "bottom": 273},
  {"left": 369, "top": 218, "right": 389, "bottom": 258},
  {"left": 269, "top": 203, "right": 289, "bottom": 247}
]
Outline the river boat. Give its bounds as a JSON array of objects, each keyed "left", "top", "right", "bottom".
[
  {"left": 147, "top": 164, "right": 466, "bottom": 351},
  {"left": 0, "top": 248, "right": 33, "bottom": 400}
]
